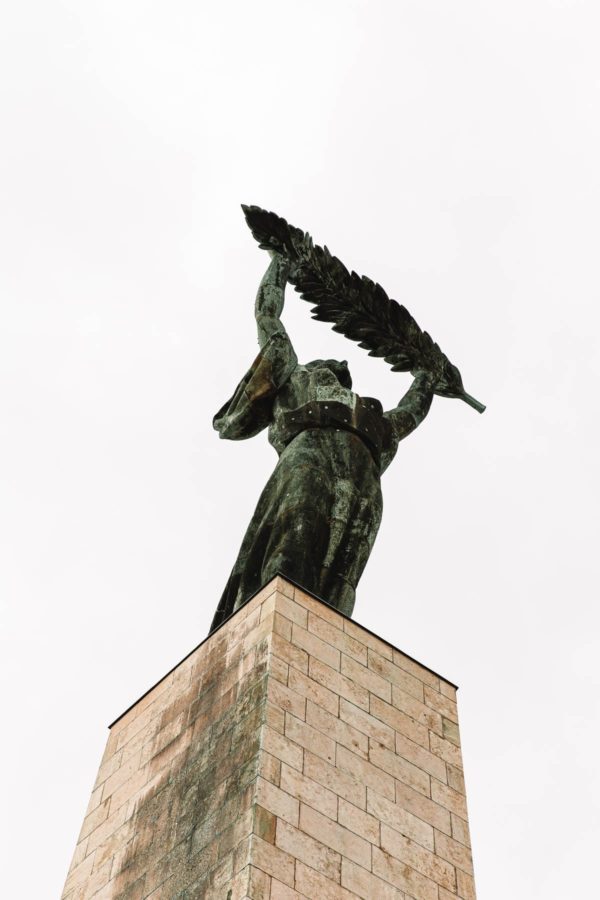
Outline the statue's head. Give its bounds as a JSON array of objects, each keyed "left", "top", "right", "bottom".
[{"left": 305, "top": 359, "right": 353, "bottom": 389}]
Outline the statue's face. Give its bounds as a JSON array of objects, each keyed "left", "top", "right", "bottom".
[{"left": 306, "top": 359, "right": 353, "bottom": 389}]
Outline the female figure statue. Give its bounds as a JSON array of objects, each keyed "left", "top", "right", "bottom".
[{"left": 210, "top": 254, "right": 437, "bottom": 632}]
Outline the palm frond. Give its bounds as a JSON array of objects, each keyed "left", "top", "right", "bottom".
[{"left": 242, "top": 205, "right": 485, "bottom": 413}]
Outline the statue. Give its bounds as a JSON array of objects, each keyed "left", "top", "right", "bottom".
[{"left": 209, "top": 207, "right": 484, "bottom": 633}]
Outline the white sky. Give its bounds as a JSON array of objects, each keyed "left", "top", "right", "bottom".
[{"left": 1, "top": 1, "right": 599, "bottom": 897}]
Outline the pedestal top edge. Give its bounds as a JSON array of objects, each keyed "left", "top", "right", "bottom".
[
  {"left": 278, "top": 572, "right": 459, "bottom": 693},
  {"left": 108, "top": 572, "right": 458, "bottom": 730}
]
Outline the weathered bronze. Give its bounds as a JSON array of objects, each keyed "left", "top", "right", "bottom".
[{"left": 210, "top": 208, "right": 484, "bottom": 633}]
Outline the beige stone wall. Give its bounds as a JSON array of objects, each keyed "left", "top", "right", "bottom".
[{"left": 62, "top": 576, "right": 476, "bottom": 899}]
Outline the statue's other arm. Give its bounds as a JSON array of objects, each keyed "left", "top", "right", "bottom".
[
  {"left": 255, "top": 255, "right": 293, "bottom": 349},
  {"left": 384, "top": 370, "right": 436, "bottom": 444}
]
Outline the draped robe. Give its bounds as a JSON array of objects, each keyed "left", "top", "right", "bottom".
[{"left": 210, "top": 329, "right": 430, "bottom": 633}]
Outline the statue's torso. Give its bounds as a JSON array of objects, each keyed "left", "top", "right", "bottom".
[{"left": 268, "top": 363, "right": 391, "bottom": 468}]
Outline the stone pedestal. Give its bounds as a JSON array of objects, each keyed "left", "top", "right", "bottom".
[{"left": 62, "top": 576, "right": 476, "bottom": 899}]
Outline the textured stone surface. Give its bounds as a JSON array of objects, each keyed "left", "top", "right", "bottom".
[{"left": 62, "top": 576, "right": 476, "bottom": 899}]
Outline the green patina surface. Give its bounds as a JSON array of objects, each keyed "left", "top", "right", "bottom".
[{"left": 210, "top": 256, "right": 436, "bottom": 633}]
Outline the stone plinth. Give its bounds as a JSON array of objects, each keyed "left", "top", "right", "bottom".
[{"left": 62, "top": 576, "right": 476, "bottom": 899}]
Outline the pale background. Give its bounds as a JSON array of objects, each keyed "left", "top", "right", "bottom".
[{"left": 1, "top": 2, "right": 598, "bottom": 897}]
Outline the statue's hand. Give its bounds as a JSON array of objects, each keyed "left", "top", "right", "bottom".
[
  {"left": 264, "top": 248, "right": 303, "bottom": 285},
  {"left": 410, "top": 368, "right": 437, "bottom": 390},
  {"left": 412, "top": 352, "right": 462, "bottom": 395},
  {"left": 412, "top": 361, "right": 486, "bottom": 413},
  {"left": 430, "top": 361, "right": 465, "bottom": 399}
]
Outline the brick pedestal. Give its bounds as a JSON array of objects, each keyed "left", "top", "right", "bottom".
[{"left": 62, "top": 576, "right": 476, "bottom": 899}]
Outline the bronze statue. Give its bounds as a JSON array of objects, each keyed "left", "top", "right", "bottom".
[{"left": 209, "top": 207, "right": 484, "bottom": 632}]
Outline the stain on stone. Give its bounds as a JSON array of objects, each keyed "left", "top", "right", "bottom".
[
  {"left": 111, "top": 629, "right": 268, "bottom": 898},
  {"left": 253, "top": 805, "right": 276, "bottom": 845}
]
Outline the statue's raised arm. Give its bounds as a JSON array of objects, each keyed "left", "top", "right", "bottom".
[
  {"left": 255, "top": 254, "right": 293, "bottom": 349},
  {"left": 212, "top": 255, "right": 297, "bottom": 444},
  {"left": 380, "top": 371, "right": 434, "bottom": 462}
]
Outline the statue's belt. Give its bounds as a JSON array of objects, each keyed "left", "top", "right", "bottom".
[{"left": 277, "top": 399, "right": 390, "bottom": 468}]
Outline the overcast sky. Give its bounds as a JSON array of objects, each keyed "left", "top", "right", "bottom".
[{"left": 1, "top": 2, "right": 599, "bottom": 897}]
